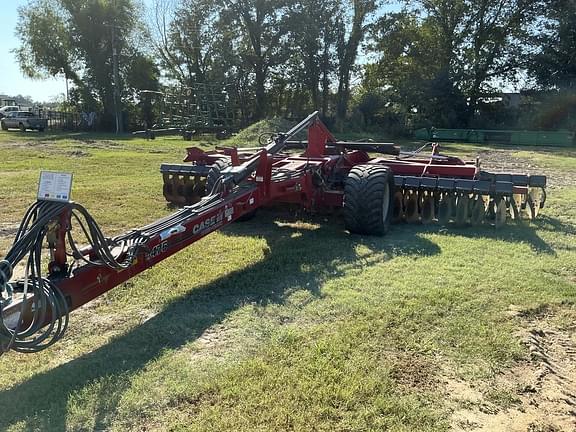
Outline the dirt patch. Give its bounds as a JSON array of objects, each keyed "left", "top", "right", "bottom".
[
  {"left": 449, "top": 311, "right": 576, "bottom": 431},
  {"left": 76, "top": 139, "right": 121, "bottom": 149},
  {"left": 477, "top": 149, "right": 576, "bottom": 188},
  {"left": 64, "top": 149, "right": 90, "bottom": 157},
  {"left": 0, "top": 140, "right": 91, "bottom": 158},
  {"left": 196, "top": 323, "right": 231, "bottom": 348},
  {"left": 389, "top": 351, "right": 439, "bottom": 391}
]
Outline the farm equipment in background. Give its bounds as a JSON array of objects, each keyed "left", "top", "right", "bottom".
[
  {"left": 133, "top": 84, "right": 236, "bottom": 141},
  {"left": 415, "top": 127, "right": 575, "bottom": 147},
  {"left": 0, "top": 112, "right": 547, "bottom": 354}
]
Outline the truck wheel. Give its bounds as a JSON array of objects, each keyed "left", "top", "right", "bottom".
[
  {"left": 1, "top": 122, "right": 7, "bottom": 131},
  {"left": 19, "top": 123, "right": 25, "bottom": 132},
  {"left": 205, "top": 157, "right": 231, "bottom": 195},
  {"left": 344, "top": 164, "right": 395, "bottom": 236}
]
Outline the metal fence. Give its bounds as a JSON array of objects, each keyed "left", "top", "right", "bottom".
[{"left": 38, "top": 110, "right": 83, "bottom": 131}]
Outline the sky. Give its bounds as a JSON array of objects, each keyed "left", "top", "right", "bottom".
[
  {"left": 0, "top": 0, "right": 156, "bottom": 102},
  {"left": 0, "top": 1, "right": 402, "bottom": 103},
  {"left": 0, "top": 0, "right": 66, "bottom": 102}
]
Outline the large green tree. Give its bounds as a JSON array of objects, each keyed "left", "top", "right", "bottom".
[
  {"left": 526, "top": 0, "right": 576, "bottom": 129},
  {"left": 220, "top": 0, "right": 292, "bottom": 120},
  {"left": 529, "top": 0, "right": 576, "bottom": 90},
  {"left": 286, "top": 0, "right": 342, "bottom": 116},
  {"left": 335, "top": 0, "right": 377, "bottom": 123},
  {"left": 365, "top": 0, "right": 543, "bottom": 127},
  {"left": 16, "top": 0, "right": 159, "bottom": 130}
]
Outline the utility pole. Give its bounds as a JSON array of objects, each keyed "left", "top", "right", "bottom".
[{"left": 110, "top": 0, "right": 123, "bottom": 134}]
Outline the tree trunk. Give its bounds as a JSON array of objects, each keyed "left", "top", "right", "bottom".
[
  {"left": 254, "top": 66, "right": 266, "bottom": 120},
  {"left": 321, "top": 42, "right": 331, "bottom": 116}
]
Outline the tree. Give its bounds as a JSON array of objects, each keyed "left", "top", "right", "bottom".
[
  {"left": 150, "top": 0, "right": 223, "bottom": 86},
  {"left": 16, "top": 0, "right": 159, "bottom": 130},
  {"left": 286, "top": 0, "right": 342, "bottom": 115},
  {"left": 363, "top": 11, "right": 467, "bottom": 128},
  {"left": 529, "top": 0, "right": 576, "bottom": 90},
  {"left": 365, "top": 0, "right": 543, "bottom": 127},
  {"left": 335, "top": 0, "right": 377, "bottom": 123},
  {"left": 458, "top": 0, "right": 542, "bottom": 120},
  {"left": 526, "top": 0, "right": 576, "bottom": 129},
  {"left": 220, "top": 0, "right": 291, "bottom": 120}
]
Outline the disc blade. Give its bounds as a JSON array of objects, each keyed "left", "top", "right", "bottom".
[
  {"left": 438, "top": 194, "right": 454, "bottom": 225},
  {"left": 421, "top": 194, "right": 435, "bottom": 225},
  {"left": 404, "top": 191, "right": 420, "bottom": 223},
  {"left": 470, "top": 196, "right": 486, "bottom": 226},
  {"left": 495, "top": 197, "right": 507, "bottom": 228},
  {"left": 392, "top": 191, "right": 405, "bottom": 224},
  {"left": 508, "top": 196, "right": 521, "bottom": 224},
  {"left": 455, "top": 194, "right": 470, "bottom": 227},
  {"left": 529, "top": 188, "right": 542, "bottom": 218}
]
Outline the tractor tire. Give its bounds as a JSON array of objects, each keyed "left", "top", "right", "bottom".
[
  {"left": 344, "top": 164, "right": 395, "bottom": 236},
  {"left": 205, "top": 157, "right": 231, "bottom": 195}
]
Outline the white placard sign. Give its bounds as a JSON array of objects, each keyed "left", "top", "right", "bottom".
[{"left": 37, "top": 171, "right": 73, "bottom": 202}]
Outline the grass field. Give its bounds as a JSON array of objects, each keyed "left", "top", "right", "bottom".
[{"left": 0, "top": 129, "right": 575, "bottom": 431}]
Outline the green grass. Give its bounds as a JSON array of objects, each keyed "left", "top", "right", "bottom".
[{"left": 0, "top": 130, "right": 575, "bottom": 431}]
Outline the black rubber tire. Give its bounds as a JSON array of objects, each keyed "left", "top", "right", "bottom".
[
  {"left": 205, "top": 157, "right": 231, "bottom": 195},
  {"left": 1, "top": 122, "right": 7, "bottom": 131},
  {"left": 19, "top": 123, "right": 25, "bottom": 132},
  {"left": 344, "top": 164, "right": 395, "bottom": 236}
]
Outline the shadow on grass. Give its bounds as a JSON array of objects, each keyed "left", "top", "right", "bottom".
[
  {"left": 0, "top": 210, "right": 441, "bottom": 431},
  {"left": 391, "top": 214, "right": 563, "bottom": 256},
  {"left": 446, "top": 224, "right": 558, "bottom": 255},
  {"left": 0, "top": 208, "right": 564, "bottom": 430}
]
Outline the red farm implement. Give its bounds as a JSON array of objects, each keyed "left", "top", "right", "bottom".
[{"left": 0, "top": 112, "right": 547, "bottom": 354}]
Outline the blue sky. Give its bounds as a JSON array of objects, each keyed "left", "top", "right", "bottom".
[
  {"left": 0, "top": 0, "right": 157, "bottom": 102},
  {"left": 0, "top": 0, "right": 65, "bottom": 101},
  {"left": 0, "top": 1, "right": 402, "bottom": 103}
]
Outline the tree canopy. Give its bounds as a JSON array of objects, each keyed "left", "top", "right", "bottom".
[{"left": 14, "top": 0, "right": 576, "bottom": 132}]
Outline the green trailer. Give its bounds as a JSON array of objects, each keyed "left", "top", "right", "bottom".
[{"left": 415, "top": 128, "right": 575, "bottom": 147}]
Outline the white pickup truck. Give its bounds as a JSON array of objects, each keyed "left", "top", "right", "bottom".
[{"left": 0, "top": 111, "right": 47, "bottom": 132}]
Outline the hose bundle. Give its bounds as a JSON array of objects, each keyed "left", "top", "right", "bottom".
[
  {"left": 0, "top": 200, "right": 148, "bottom": 355},
  {"left": 0, "top": 191, "right": 227, "bottom": 355}
]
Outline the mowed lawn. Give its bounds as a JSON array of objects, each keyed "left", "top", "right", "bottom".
[{"left": 0, "top": 130, "right": 575, "bottom": 431}]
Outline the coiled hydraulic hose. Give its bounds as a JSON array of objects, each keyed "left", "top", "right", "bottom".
[
  {"left": 0, "top": 187, "right": 231, "bottom": 355},
  {"left": 0, "top": 200, "right": 149, "bottom": 355}
]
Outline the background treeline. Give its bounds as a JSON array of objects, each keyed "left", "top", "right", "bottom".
[{"left": 16, "top": 0, "right": 576, "bottom": 134}]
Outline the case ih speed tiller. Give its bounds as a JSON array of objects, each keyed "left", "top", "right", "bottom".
[{"left": 0, "top": 112, "right": 547, "bottom": 354}]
